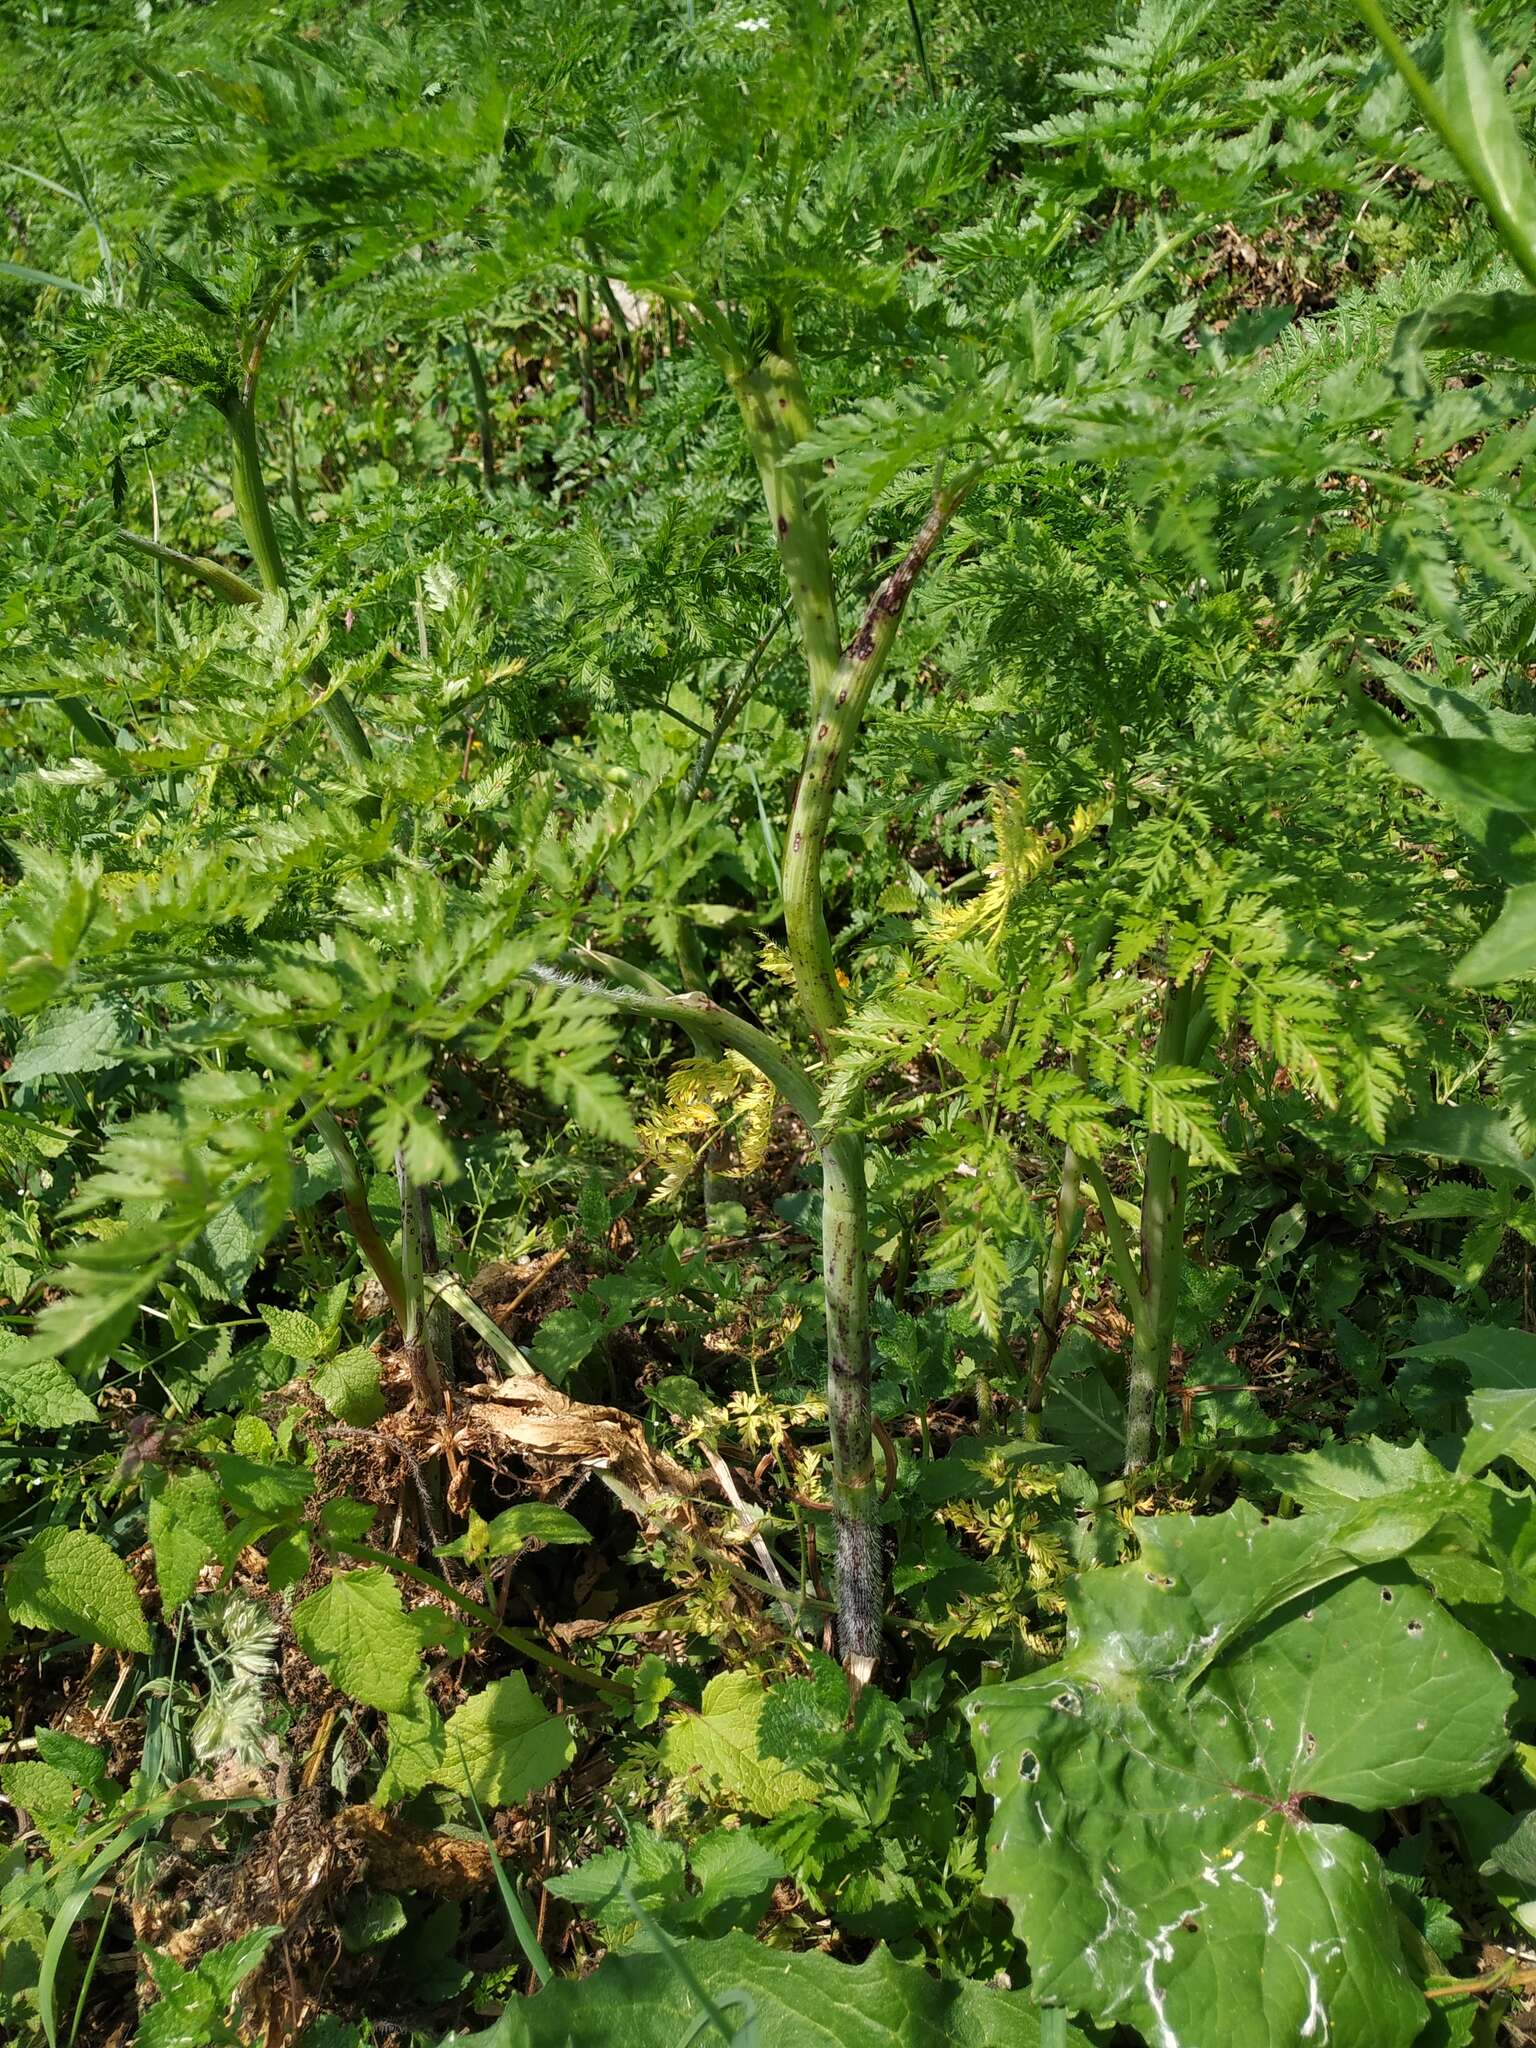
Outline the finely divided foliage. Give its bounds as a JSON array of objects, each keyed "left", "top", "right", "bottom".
[{"left": 5, "top": 0, "right": 1536, "bottom": 2044}]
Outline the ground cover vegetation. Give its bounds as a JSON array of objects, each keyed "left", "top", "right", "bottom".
[{"left": 8, "top": 0, "right": 1536, "bottom": 2041}]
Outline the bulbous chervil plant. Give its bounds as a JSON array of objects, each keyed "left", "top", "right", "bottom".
[{"left": 4, "top": 2, "right": 1536, "bottom": 2045}]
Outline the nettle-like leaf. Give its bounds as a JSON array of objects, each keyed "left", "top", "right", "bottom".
[
  {"left": 136, "top": 1925, "right": 280, "bottom": 2048},
  {"left": 452, "top": 1931, "right": 1087, "bottom": 2047},
  {"left": 0, "top": 1336, "right": 98, "bottom": 1427},
  {"left": 310, "top": 1346, "right": 384, "bottom": 1425},
  {"left": 291, "top": 1566, "right": 422, "bottom": 1711},
  {"left": 967, "top": 1505, "right": 1511, "bottom": 2048},
  {"left": 148, "top": 1469, "right": 230, "bottom": 1614},
  {"left": 7, "top": 1526, "right": 151, "bottom": 1653}
]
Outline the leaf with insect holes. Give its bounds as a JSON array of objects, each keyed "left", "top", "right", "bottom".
[
  {"left": 469, "top": 1931, "right": 1086, "bottom": 2045},
  {"left": 969, "top": 1507, "right": 1511, "bottom": 2048},
  {"left": 7, "top": 1527, "right": 150, "bottom": 1653},
  {"left": 435, "top": 1674, "right": 574, "bottom": 1807},
  {"left": 291, "top": 1567, "right": 422, "bottom": 1712}
]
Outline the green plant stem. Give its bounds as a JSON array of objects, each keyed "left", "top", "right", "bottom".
[
  {"left": 544, "top": 947, "right": 878, "bottom": 1660},
  {"left": 329, "top": 1540, "right": 633, "bottom": 1698},
  {"left": 308, "top": 1105, "right": 408, "bottom": 1326},
  {"left": 115, "top": 529, "right": 262, "bottom": 607},
  {"left": 587, "top": 246, "right": 642, "bottom": 412},
  {"left": 821, "top": 1129, "right": 879, "bottom": 1676},
  {"left": 396, "top": 1151, "right": 447, "bottom": 1410},
  {"left": 224, "top": 398, "right": 288, "bottom": 595},
  {"left": 426, "top": 1270, "right": 535, "bottom": 1375},
  {"left": 669, "top": 920, "right": 738, "bottom": 1226},
  {"left": 577, "top": 274, "right": 596, "bottom": 429},
  {"left": 906, "top": 0, "right": 937, "bottom": 99},
  {"left": 728, "top": 326, "right": 843, "bottom": 708},
  {"left": 219, "top": 396, "right": 375, "bottom": 772},
  {"left": 534, "top": 954, "right": 824, "bottom": 1136},
  {"left": 1026, "top": 1144, "right": 1083, "bottom": 1434},
  {"left": 1125, "top": 978, "right": 1194, "bottom": 1472},
  {"left": 284, "top": 402, "right": 305, "bottom": 525},
  {"left": 779, "top": 471, "right": 977, "bottom": 1049},
  {"left": 462, "top": 320, "right": 498, "bottom": 490},
  {"left": 731, "top": 312, "right": 980, "bottom": 1671},
  {"left": 54, "top": 695, "right": 117, "bottom": 749},
  {"left": 682, "top": 601, "right": 789, "bottom": 803}
]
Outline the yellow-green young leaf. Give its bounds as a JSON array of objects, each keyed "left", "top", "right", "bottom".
[
  {"left": 660, "top": 1672, "right": 818, "bottom": 1818},
  {"left": 147, "top": 1469, "right": 228, "bottom": 1614},
  {"left": 311, "top": 1346, "right": 385, "bottom": 1424},
  {"left": 437, "top": 1675, "right": 574, "bottom": 1806},
  {"left": 291, "top": 1567, "right": 422, "bottom": 1712},
  {"left": 260, "top": 1306, "right": 327, "bottom": 1360},
  {"left": 6, "top": 1527, "right": 151, "bottom": 1653}
]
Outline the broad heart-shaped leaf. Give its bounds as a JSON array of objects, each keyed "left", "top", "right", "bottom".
[
  {"left": 969, "top": 1525, "right": 1511, "bottom": 2048},
  {"left": 438, "top": 1674, "right": 574, "bottom": 1807},
  {"left": 661, "top": 1672, "right": 818, "bottom": 1817},
  {"left": 291, "top": 1567, "right": 422, "bottom": 1711},
  {"left": 446, "top": 1932, "right": 1086, "bottom": 2047},
  {"left": 7, "top": 1527, "right": 151, "bottom": 1653}
]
